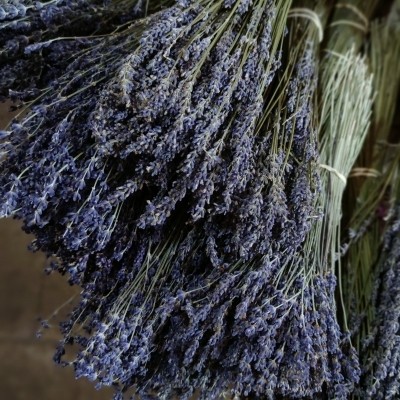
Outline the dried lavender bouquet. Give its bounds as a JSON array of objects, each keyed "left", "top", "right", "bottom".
[
  {"left": 57, "top": 1, "right": 368, "bottom": 398},
  {"left": 59, "top": 3, "right": 327, "bottom": 398},
  {"left": 0, "top": 0, "right": 323, "bottom": 397},
  {"left": 0, "top": 0, "right": 397, "bottom": 399},
  {"left": 0, "top": 0, "right": 170, "bottom": 99}
]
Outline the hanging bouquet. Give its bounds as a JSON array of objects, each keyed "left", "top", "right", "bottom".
[{"left": 0, "top": 0, "right": 400, "bottom": 399}]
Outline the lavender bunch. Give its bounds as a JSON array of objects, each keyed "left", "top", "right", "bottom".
[
  {"left": 47, "top": 3, "right": 335, "bottom": 398},
  {"left": 0, "top": 0, "right": 299, "bottom": 288},
  {"left": 0, "top": 0, "right": 169, "bottom": 99},
  {"left": 0, "top": 1, "right": 391, "bottom": 399},
  {"left": 0, "top": 13, "right": 164, "bottom": 287},
  {"left": 359, "top": 205, "right": 400, "bottom": 399},
  {"left": 1, "top": 0, "right": 348, "bottom": 397},
  {"left": 87, "top": 0, "right": 310, "bottom": 270}
]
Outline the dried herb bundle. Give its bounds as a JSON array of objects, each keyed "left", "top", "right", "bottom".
[{"left": 0, "top": 0, "right": 399, "bottom": 399}]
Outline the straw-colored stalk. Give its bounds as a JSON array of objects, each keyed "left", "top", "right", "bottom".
[{"left": 342, "top": 2, "right": 400, "bottom": 348}]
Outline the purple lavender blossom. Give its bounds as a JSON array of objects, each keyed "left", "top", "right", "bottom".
[
  {"left": 0, "top": 1, "right": 347, "bottom": 399},
  {"left": 360, "top": 206, "right": 400, "bottom": 399}
]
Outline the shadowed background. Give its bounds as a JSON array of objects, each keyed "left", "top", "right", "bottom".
[{"left": 0, "top": 102, "right": 112, "bottom": 400}]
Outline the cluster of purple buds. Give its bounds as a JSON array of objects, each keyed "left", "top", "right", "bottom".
[
  {"left": 359, "top": 206, "right": 400, "bottom": 399},
  {"left": 147, "top": 267, "right": 360, "bottom": 400},
  {"left": 0, "top": 0, "right": 165, "bottom": 99},
  {"left": 58, "top": 248, "right": 360, "bottom": 399},
  {"left": 0, "top": 3, "right": 169, "bottom": 284},
  {"left": 88, "top": 0, "right": 320, "bottom": 269},
  {"left": 0, "top": 0, "right": 362, "bottom": 399}
]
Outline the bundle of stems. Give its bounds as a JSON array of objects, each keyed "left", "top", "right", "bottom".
[
  {"left": 0, "top": 1, "right": 399, "bottom": 399},
  {"left": 0, "top": 0, "right": 171, "bottom": 99},
  {"left": 339, "top": 2, "right": 400, "bottom": 397},
  {"left": 45, "top": 1, "right": 340, "bottom": 398},
  {"left": 273, "top": 0, "right": 375, "bottom": 371},
  {"left": 353, "top": 160, "right": 400, "bottom": 398},
  {"left": 325, "top": 0, "right": 378, "bottom": 54},
  {"left": 266, "top": 44, "right": 373, "bottom": 400},
  {"left": 341, "top": 0, "right": 400, "bottom": 345}
]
